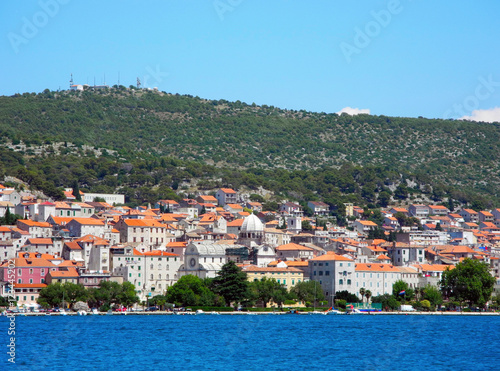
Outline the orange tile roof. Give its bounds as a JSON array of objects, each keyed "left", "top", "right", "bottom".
[
  {"left": 355, "top": 263, "right": 400, "bottom": 272},
  {"left": 69, "top": 218, "right": 105, "bottom": 226},
  {"left": 18, "top": 220, "right": 51, "bottom": 227},
  {"left": 220, "top": 188, "right": 236, "bottom": 194},
  {"left": 412, "top": 264, "right": 454, "bottom": 272},
  {"left": 48, "top": 268, "right": 79, "bottom": 277},
  {"left": 75, "top": 234, "right": 109, "bottom": 245},
  {"left": 0, "top": 226, "right": 12, "bottom": 232},
  {"left": 14, "top": 283, "right": 47, "bottom": 288},
  {"left": 19, "top": 252, "right": 58, "bottom": 260},
  {"left": 122, "top": 219, "right": 165, "bottom": 227},
  {"left": 276, "top": 243, "right": 314, "bottom": 251},
  {"left": 268, "top": 260, "right": 309, "bottom": 267},
  {"left": 166, "top": 242, "right": 188, "bottom": 247},
  {"left": 227, "top": 219, "right": 244, "bottom": 227},
  {"left": 226, "top": 203, "right": 243, "bottom": 209},
  {"left": 142, "top": 250, "right": 179, "bottom": 257},
  {"left": 198, "top": 195, "right": 218, "bottom": 202},
  {"left": 357, "top": 220, "right": 378, "bottom": 226},
  {"left": 310, "top": 251, "right": 353, "bottom": 261},
  {"left": 376, "top": 254, "right": 391, "bottom": 260},
  {"left": 242, "top": 265, "right": 303, "bottom": 273},
  {"left": 64, "top": 241, "right": 82, "bottom": 250},
  {"left": 2, "top": 257, "right": 56, "bottom": 268},
  {"left": 27, "top": 238, "right": 53, "bottom": 245}
]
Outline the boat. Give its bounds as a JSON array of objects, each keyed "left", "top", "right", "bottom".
[
  {"left": 91, "top": 308, "right": 99, "bottom": 315},
  {"left": 77, "top": 310, "right": 87, "bottom": 316},
  {"left": 309, "top": 311, "right": 327, "bottom": 315},
  {"left": 60, "top": 309, "right": 67, "bottom": 316},
  {"left": 195, "top": 309, "right": 206, "bottom": 315},
  {"left": 106, "top": 310, "right": 113, "bottom": 315},
  {"left": 327, "top": 310, "right": 342, "bottom": 315}
]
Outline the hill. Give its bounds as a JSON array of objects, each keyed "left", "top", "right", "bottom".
[{"left": 0, "top": 87, "right": 499, "bottom": 208}]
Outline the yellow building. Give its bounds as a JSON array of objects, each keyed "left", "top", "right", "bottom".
[{"left": 242, "top": 265, "right": 304, "bottom": 290}]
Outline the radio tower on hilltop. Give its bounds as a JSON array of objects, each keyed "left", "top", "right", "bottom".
[
  {"left": 69, "top": 73, "right": 74, "bottom": 89},
  {"left": 137, "top": 77, "right": 141, "bottom": 89}
]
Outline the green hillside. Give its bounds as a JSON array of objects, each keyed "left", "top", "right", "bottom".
[{"left": 0, "top": 87, "right": 499, "bottom": 208}]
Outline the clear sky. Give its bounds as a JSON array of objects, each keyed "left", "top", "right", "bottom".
[{"left": 2, "top": 0, "right": 500, "bottom": 121}]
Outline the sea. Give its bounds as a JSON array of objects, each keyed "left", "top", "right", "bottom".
[{"left": 1, "top": 314, "right": 499, "bottom": 370}]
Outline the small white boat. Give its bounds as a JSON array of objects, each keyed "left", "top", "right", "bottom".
[
  {"left": 309, "top": 311, "right": 327, "bottom": 315},
  {"left": 60, "top": 309, "right": 67, "bottom": 316},
  {"left": 91, "top": 308, "right": 99, "bottom": 315},
  {"left": 77, "top": 310, "right": 87, "bottom": 316},
  {"left": 327, "top": 310, "right": 342, "bottom": 315},
  {"left": 195, "top": 309, "right": 205, "bottom": 315}
]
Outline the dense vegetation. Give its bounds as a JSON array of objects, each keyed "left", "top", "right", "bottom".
[{"left": 0, "top": 88, "right": 499, "bottom": 208}]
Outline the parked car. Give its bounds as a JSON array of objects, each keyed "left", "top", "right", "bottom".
[{"left": 145, "top": 307, "right": 158, "bottom": 311}]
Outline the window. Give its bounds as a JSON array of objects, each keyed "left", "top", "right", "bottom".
[
  {"left": 339, "top": 263, "right": 343, "bottom": 267},
  {"left": 150, "top": 274, "right": 153, "bottom": 280},
  {"left": 18, "top": 269, "right": 22, "bottom": 276},
  {"left": 347, "top": 279, "right": 351, "bottom": 285},
  {"left": 41, "top": 269, "right": 45, "bottom": 275},
  {"left": 325, "top": 271, "right": 330, "bottom": 276},
  {"left": 17, "top": 279, "right": 22, "bottom": 283},
  {"left": 29, "top": 279, "right": 33, "bottom": 284},
  {"left": 29, "top": 268, "right": 33, "bottom": 274},
  {"left": 339, "top": 279, "right": 343, "bottom": 285},
  {"left": 319, "top": 271, "right": 323, "bottom": 276}
]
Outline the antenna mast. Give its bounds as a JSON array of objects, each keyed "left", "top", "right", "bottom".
[{"left": 137, "top": 78, "right": 141, "bottom": 89}]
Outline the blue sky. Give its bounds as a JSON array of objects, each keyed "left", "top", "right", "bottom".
[{"left": 2, "top": 0, "right": 500, "bottom": 121}]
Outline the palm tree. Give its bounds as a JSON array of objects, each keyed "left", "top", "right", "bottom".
[
  {"left": 359, "top": 288, "right": 365, "bottom": 304},
  {"left": 365, "top": 290, "right": 372, "bottom": 305}
]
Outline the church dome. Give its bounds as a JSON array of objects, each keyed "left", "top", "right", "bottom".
[{"left": 241, "top": 214, "right": 264, "bottom": 233}]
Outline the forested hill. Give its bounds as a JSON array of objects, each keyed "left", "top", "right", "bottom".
[{"left": 0, "top": 88, "right": 499, "bottom": 206}]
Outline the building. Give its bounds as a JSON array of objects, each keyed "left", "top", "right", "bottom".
[
  {"left": 178, "top": 241, "right": 229, "bottom": 279},
  {"left": 83, "top": 193, "right": 125, "bottom": 205},
  {"left": 309, "top": 252, "right": 356, "bottom": 305},
  {"left": 238, "top": 214, "right": 265, "bottom": 247},
  {"left": 276, "top": 243, "right": 314, "bottom": 261},
  {"left": 307, "top": 201, "right": 329, "bottom": 216},
  {"left": 242, "top": 265, "right": 304, "bottom": 290},
  {"left": 459, "top": 209, "right": 479, "bottom": 223},
  {"left": 66, "top": 218, "right": 106, "bottom": 238},
  {"left": 409, "top": 204, "right": 429, "bottom": 218},
  {"left": 354, "top": 263, "right": 402, "bottom": 298},
  {"left": 215, "top": 188, "right": 237, "bottom": 206},
  {"left": 385, "top": 243, "right": 426, "bottom": 266},
  {"left": 353, "top": 220, "right": 378, "bottom": 235},
  {"left": 115, "top": 218, "right": 171, "bottom": 249}
]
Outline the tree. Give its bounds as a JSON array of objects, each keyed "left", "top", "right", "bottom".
[
  {"left": 365, "top": 290, "right": 372, "bottom": 303},
  {"left": 392, "top": 280, "right": 414, "bottom": 301},
  {"left": 440, "top": 258, "right": 495, "bottom": 308},
  {"left": 335, "top": 290, "right": 360, "bottom": 303},
  {"left": 165, "top": 275, "right": 216, "bottom": 307},
  {"left": 72, "top": 180, "right": 82, "bottom": 202},
  {"left": 37, "top": 283, "right": 64, "bottom": 308},
  {"left": 291, "top": 280, "right": 325, "bottom": 306},
  {"left": 394, "top": 183, "right": 408, "bottom": 200},
  {"left": 301, "top": 220, "right": 313, "bottom": 231},
  {"left": 212, "top": 261, "right": 248, "bottom": 307},
  {"left": 118, "top": 281, "right": 139, "bottom": 307},
  {"left": 422, "top": 285, "right": 443, "bottom": 308},
  {"left": 371, "top": 294, "right": 399, "bottom": 311},
  {"left": 359, "top": 287, "right": 365, "bottom": 303}
]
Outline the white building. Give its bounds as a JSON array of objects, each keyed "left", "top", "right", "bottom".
[
  {"left": 82, "top": 193, "right": 125, "bottom": 205},
  {"left": 309, "top": 252, "right": 356, "bottom": 305},
  {"left": 178, "top": 241, "right": 229, "bottom": 279}
]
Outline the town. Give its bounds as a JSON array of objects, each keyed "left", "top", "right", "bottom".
[{"left": 0, "top": 183, "right": 499, "bottom": 312}]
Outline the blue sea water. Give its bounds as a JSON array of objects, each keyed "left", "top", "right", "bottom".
[{"left": 1, "top": 314, "right": 499, "bottom": 370}]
